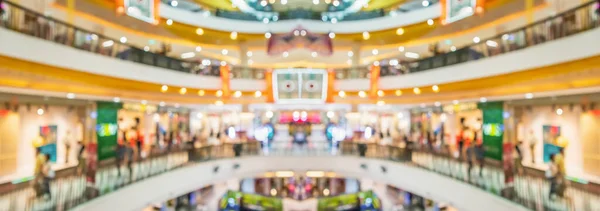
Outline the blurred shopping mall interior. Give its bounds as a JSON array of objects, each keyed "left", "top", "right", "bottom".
[{"left": 0, "top": 0, "right": 600, "bottom": 210}]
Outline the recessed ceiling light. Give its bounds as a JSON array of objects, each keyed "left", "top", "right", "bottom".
[
  {"left": 166, "top": 19, "right": 173, "bottom": 25},
  {"left": 405, "top": 52, "right": 420, "bottom": 59},
  {"left": 362, "top": 31, "right": 370, "bottom": 40},
  {"left": 396, "top": 28, "right": 404, "bottom": 35},
  {"left": 66, "top": 93, "right": 76, "bottom": 99},
  {"left": 373, "top": 61, "right": 380, "bottom": 66},
  {"left": 230, "top": 31, "right": 238, "bottom": 40},
  {"left": 328, "top": 32, "right": 335, "bottom": 39},
  {"left": 143, "top": 46, "right": 150, "bottom": 52},
  {"left": 422, "top": 0, "right": 429, "bottom": 7},
  {"left": 263, "top": 18, "right": 269, "bottom": 23},
  {"left": 486, "top": 40, "right": 498, "bottom": 47},
  {"left": 170, "top": 0, "right": 178, "bottom": 7},
  {"left": 195, "top": 46, "right": 202, "bottom": 52},
  {"left": 181, "top": 52, "right": 195, "bottom": 59},
  {"left": 313, "top": 0, "right": 319, "bottom": 5},
  {"left": 473, "top": 36, "right": 481, "bottom": 43},
  {"left": 265, "top": 32, "right": 272, "bottom": 38},
  {"left": 119, "top": 37, "right": 127, "bottom": 43},
  {"left": 283, "top": 51, "right": 289, "bottom": 57},
  {"left": 525, "top": 93, "right": 534, "bottom": 99},
  {"left": 202, "top": 59, "right": 211, "bottom": 66},
  {"left": 480, "top": 97, "right": 487, "bottom": 103},
  {"left": 331, "top": 18, "right": 337, "bottom": 24},
  {"left": 450, "top": 46, "right": 457, "bottom": 52},
  {"left": 222, "top": 49, "right": 228, "bottom": 55},
  {"left": 427, "top": 19, "right": 434, "bottom": 26},
  {"left": 281, "top": 0, "right": 287, "bottom": 5},
  {"left": 398, "top": 46, "right": 405, "bottom": 52},
  {"left": 179, "top": 88, "right": 187, "bottom": 95},
  {"left": 372, "top": 49, "right": 378, "bottom": 55},
  {"left": 113, "top": 97, "right": 121, "bottom": 103},
  {"left": 161, "top": 85, "right": 168, "bottom": 92},
  {"left": 196, "top": 28, "right": 204, "bottom": 35},
  {"left": 220, "top": 61, "right": 227, "bottom": 66},
  {"left": 347, "top": 51, "right": 353, "bottom": 57},
  {"left": 247, "top": 51, "right": 253, "bottom": 57},
  {"left": 311, "top": 52, "right": 318, "bottom": 57}
]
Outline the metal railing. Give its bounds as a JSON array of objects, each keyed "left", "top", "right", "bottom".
[
  {"left": 215, "top": 8, "right": 386, "bottom": 22},
  {"left": 378, "top": 0, "right": 600, "bottom": 77},
  {"left": 0, "top": 1, "right": 220, "bottom": 77},
  {"left": 2, "top": 142, "right": 600, "bottom": 210}
]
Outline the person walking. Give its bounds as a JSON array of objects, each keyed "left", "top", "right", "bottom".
[
  {"left": 41, "top": 154, "right": 54, "bottom": 199},
  {"left": 547, "top": 154, "right": 559, "bottom": 199}
]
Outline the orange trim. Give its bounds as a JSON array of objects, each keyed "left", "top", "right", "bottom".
[
  {"left": 369, "top": 65, "right": 380, "bottom": 99},
  {"left": 220, "top": 65, "right": 231, "bottom": 100},
  {"left": 326, "top": 69, "right": 335, "bottom": 103},
  {"left": 51, "top": 3, "right": 239, "bottom": 50},
  {"left": 265, "top": 69, "right": 274, "bottom": 103}
]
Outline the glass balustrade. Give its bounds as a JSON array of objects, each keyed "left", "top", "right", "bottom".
[
  {"left": 2, "top": 141, "right": 600, "bottom": 210},
  {"left": 0, "top": 1, "right": 220, "bottom": 77}
]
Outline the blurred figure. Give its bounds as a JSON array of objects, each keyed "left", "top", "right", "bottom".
[
  {"left": 41, "top": 154, "right": 54, "bottom": 199},
  {"left": 547, "top": 154, "right": 559, "bottom": 199}
]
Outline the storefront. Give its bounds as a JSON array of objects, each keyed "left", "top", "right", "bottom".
[
  {"left": 0, "top": 94, "right": 93, "bottom": 180},
  {"left": 507, "top": 94, "right": 600, "bottom": 181},
  {"left": 410, "top": 102, "right": 482, "bottom": 152}
]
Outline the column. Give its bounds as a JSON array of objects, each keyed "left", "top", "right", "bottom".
[
  {"left": 351, "top": 43, "right": 361, "bottom": 71},
  {"left": 265, "top": 69, "right": 274, "bottom": 103},
  {"left": 326, "top": 68, "right": 335, "bottom": 103},
  {"left": 525, "top": 0, "right": 534, "bottom": 24},
  {"left": 67, "top": 0, "right": 75, "bottom": 24},
  {"left": 240, "top": 42, "right": 249, "bottom": 71},
  {"left": 220, "top": 65, "right": 231, "bottom": 101},
  {"left": 369, "top": 65, "right": 380, "bottom": 99}
]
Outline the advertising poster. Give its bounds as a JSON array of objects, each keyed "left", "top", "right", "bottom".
[
  {"left": 96, "top": 101, "right": 122, "bottom": 161},
  {"left": 542, "top": 125, "right": 562, "bottom": 163},
  {"left": 479, "top": 102, "right": 504, "bottom": 161},
  {"left": 39, "top": 125, "right": 58, "bottom": 162},
  {"left": 124, "top": 0, "right": 157, "bottom": 24},
  {"left": 445, "top": 0, "right": 477, "bottom": 23}
]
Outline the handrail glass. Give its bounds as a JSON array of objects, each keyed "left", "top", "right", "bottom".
[
  {"left": 0, "top": 1, "right": 220, "bottom": 77},
  {"left": 1, "top": 142, "right": 600, "bottom": 210},
  {"left": 378, "top": 0, "right": 600, "bottom": 77}
]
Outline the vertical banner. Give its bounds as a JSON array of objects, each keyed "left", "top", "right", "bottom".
[
  {"left": 326, "top": 69, "right": 335, "bottom": 103},
  {"left": 220, "top": 65, "right": 231, "bottom": 100},
  {"left": 96, "top": 101, "right": 122, "bottom": 161},
  {"left": 478, "top": 101, "right": 504, "bottom": 161},
  {"left": 265, "top": 69, "right": 274, "bottom": 103},
  {"left": 369, "top": 65, "right": 380, "bottom": 99}
]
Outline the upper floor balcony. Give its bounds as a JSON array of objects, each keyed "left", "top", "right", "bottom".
[
  {"left": 0, "top": 1, "right": 599, "bottom": 96},
  {"left": 1, "top": 142, "right": 599, "bottom": 211}
]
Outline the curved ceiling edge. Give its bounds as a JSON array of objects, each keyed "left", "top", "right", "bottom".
[
  {"left": 74, "top": 156, "right": 527, "bottom": 211},
  {"left": 159, "top": 4, "right": 440, "bottom": 34}
]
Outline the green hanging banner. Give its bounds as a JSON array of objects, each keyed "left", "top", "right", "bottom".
[
  {"left": 478, "top": 101, "right": 504, "bottom": 161},
  {"left": 96, "top": 101, "right": 122, "bottom": 161}
]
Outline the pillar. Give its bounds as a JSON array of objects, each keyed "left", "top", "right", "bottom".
[
  {"left": 265, "top": 69, "right": 274, "bottom": 103},
  {"left": 369, "top": 65, "right": 380, "bottom": 99},
  {"left": 220, "top": 65, "right": 231, "bottom": 100},
  {"left": 525, "top": 0, "right": 534, "bottom": 24},
  {"left": 351, "top": 43, "right": 361, "bottom": 71},
  {"left": 326, "top": 68, "right": 335, "bottom": 103},
  {"left": 67, "top": 0, "right": 75, "bottom": 24}
]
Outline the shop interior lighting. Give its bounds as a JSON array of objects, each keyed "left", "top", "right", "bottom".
[
  {"left": 181, "top": 52, "right": 195, "bottom": 59},
  {"left": 395, "top": 90, "right": 402, "bottom": 96},
  {"left": 306, "top": 171, "right": 325, "bottom": 177},
  {"left": 275, "top": 171, "right": 295, "bottom": 177}
]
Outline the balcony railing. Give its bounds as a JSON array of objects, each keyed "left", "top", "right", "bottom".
[
  {"left": 214, "top": 8, "right": 386, "bottom": 22},
  {"left": 378, "top": 0, "right": 600, "bottom": 77},
  {"left": 0, "top": 1, "right": 220, "bottom": 77},
  {"left": 2, "top": 142, "right": 600, "bottom": 210}
]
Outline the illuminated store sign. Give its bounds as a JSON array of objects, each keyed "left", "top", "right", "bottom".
[
  {"left": 96, "top": 123, "right": 118, "bottom": 137},
  {"left": 483, "top": 123, "right": 503, "bottom": 137}
]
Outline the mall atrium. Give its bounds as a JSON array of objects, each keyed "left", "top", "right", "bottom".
[{"left": 0, "top": 0, "right": 599, "bottom": 210}]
